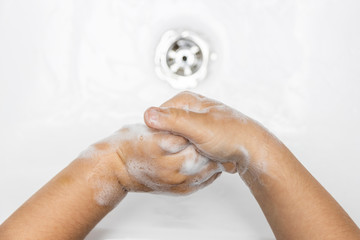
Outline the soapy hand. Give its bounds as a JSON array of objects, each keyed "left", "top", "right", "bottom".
[
  {"left": 3, "top": 94, "right": 359, "bottom": 240},
  {"left": 144, "top": 91, "right": 273, "bottom": 174},
  {"left": 80, "top": 124, "right": 223, "bottom": 196}
]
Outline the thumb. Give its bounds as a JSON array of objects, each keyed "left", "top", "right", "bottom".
[{"left": 144, "top": 107, "right": 205, "bottom": 143}]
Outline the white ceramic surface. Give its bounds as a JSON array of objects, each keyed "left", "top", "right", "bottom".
[{"left": 1, "top": 0, "right": 359, "bottom": 239}]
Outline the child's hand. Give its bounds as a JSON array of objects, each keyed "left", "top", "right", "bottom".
[
  {"left": 80, "top": 124, "right": 223, "bottom": 196},
  {"left": 144, "top": 91, "right": 275, "bottom": 174}
]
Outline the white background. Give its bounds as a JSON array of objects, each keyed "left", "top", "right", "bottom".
[{"left": 0, "top": 0, "right": 359, "bottom": 239}]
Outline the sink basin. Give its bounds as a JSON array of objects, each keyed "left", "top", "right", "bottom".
[{"left": 0, "top": 0, "right": 360, "bottom": 239}]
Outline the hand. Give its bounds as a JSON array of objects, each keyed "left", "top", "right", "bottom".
[
  {"left": 144, "top": 91, "right": 277, "bottom": 175},
  {"left": 141, "top": 92, "right": 360, "bottom": 240},
  {"left": 0, "top": 123, "right": 227, "bottom": 240},
  {"left": 79, "top": 124, "right": 223, "bottom": 198}
]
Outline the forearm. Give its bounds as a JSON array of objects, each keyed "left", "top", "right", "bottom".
[
  {"left": 0, "top": 156, "right": 127, "bottom": 240},
  {"left": 242, "top": 130, "right": 360, "bottom": 239},
  {"left": 0, "top": 123, "right": 219, "bottom": 240},
  {"left": 144, "top": 91, "right": 360, "bottom": 239}
]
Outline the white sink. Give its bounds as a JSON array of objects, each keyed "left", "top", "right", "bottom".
[{"left": 0, "top": 0, "right": 359, "bottom": 239}]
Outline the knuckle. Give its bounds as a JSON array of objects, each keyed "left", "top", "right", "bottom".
[{"left": 179, "top": 90, "right": 192, "bottom": 96}]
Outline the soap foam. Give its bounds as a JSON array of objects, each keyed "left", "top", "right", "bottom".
[
  {"left": 109, "top": 124, "right": 154, "bottom": 143},
  {"left": 180, "top": 145, "right": 209, "bottom": 175},
  {"left": 238, "top": 145, "right": 250, "bottom": 175},
  {"left": 93, "top": 179, "right": 123, "bottom": 206},
  {"left": 81, "top": 123, "right": 227, "bottom": 203},
  {"left": 240, "top": 160, "right": 268, "bottom": 189},
  {"left": 86, "top": 158, "right": 127, "bottom": 207},
  {"left": 126, "top": 157, "right": 172, "bottom": 192},
  {"left": 190, "top": 162, "right": 223, "bottom": 187},
  {"left": 159, "top": 137, "right": 188, "bottom": 154},
  {"left": 126, "top": 159, "right": 155, "bottom": 187},
  {"left": 177, "top": 92, "right": 248, "bottom": 124}
]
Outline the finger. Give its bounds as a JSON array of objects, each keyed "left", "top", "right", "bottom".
[
  {"left": 155, "top": 132, "right": 189, "bottom": 154},
  {"left": 168, "top": 172, "right": 222, "bottom": 195},
  {"left": 179, "top": 145, "right": 209, "bottom": 176},
  {"left": 187, "top": 160, "right": 222, "bottom": 186},
  {"left": 158, "top": 145, "right": 212, "bottom": 185},
  {"left": 161, "top": 91, "right": 222, "bottom": 112},
  {"left": 196, "top": 171, "right": 222, "bottom": 189},
  {"left": 176, "top": 172, "right": 222, "bottom": 195},
  {"left": 161, "top": 144, "right": 204, "bottom": 174},
  {"left": 160, "top": 91, "right": 206, "bottom": 110},
  {"left": 144, "top": 107, "right": 207, "bottom": 144}
]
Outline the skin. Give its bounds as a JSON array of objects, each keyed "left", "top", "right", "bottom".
[
  {"left": 0, "top": 124, "right": 228, "bottom": 240},
  {"left": 1, "top": 91, "right": 359, "bottom": 239},
  {"left": 144, "top": 91, "right": 360, "bottom": 240}
]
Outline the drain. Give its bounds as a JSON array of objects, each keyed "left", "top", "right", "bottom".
[
  {"left": 155, "top": 30, "right": 210, "bottom": 89},
  {"left": 166, "top": 38, "right": 203, "bottom": 76}
]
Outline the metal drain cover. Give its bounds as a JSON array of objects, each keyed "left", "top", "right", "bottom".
[{"left": 155, "top": 30, "right": 210, "bottom": 89}]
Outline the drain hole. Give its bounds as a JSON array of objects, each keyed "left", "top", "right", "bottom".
[
  {"left": 155, "top": 30, "right": 211, "bottom": 89},
  {"left": 165, "top": 38, "right": 203, "bottom": 76}
]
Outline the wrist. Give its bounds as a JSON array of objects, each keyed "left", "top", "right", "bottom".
[
  {"left": 76, "top": 143, "right": 128, "bottom": 207},
  {"left": 239, "top": 137, "right": 298, "bottom": 199},
  {"left": 235, "top": 122, "right": 289, "bottom": 185}
]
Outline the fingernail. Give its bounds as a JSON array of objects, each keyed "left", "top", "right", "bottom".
[{"left": 146, "top": 108, "right": 160, "bottom": 126}]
